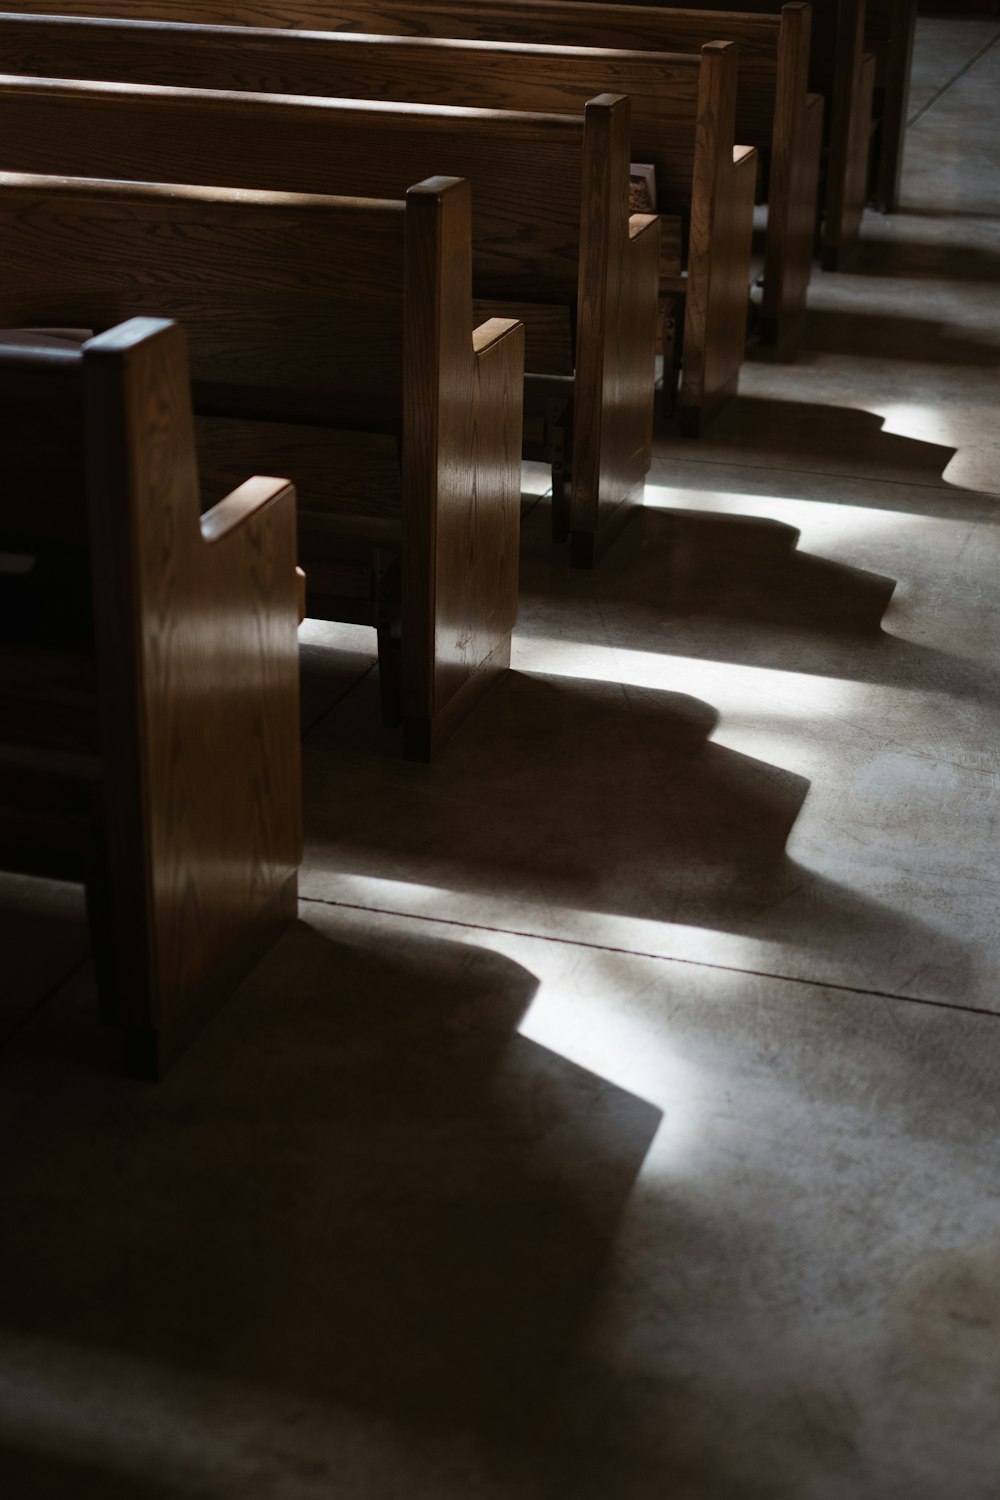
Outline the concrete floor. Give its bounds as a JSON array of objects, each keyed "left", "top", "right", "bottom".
[{"left": 2, "top": 18, "right": 1000, "bottom": 1498}]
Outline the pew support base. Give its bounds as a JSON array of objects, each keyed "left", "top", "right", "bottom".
[
  {"left": 402, "top": 634, "right": 511, "bottom": 763},
  {"left": 570, "top": 479, "right": 644, "bottom": 570},
  {"left": 118, "top": 871, "right": 299, "bottom": 1081}
]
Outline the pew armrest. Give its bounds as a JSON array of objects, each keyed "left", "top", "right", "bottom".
[
  {"left": 472, "top": 314, "right": 521, "bottom": 355},
  {"left": 401, "top": 177, "right": 524, "bottom": 761},
  {"left": 200, "top": 473, "right": 296, "bottom": 544}
]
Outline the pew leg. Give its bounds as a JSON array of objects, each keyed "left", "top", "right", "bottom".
[
  {"left": 659, "top": 294, "right": 682, "bottom": 421},
  {"left": 375, "top": 548, "right": 402, "bottom": 728},
  {"left": 548, "top": 397, "right": 573, "bottom": 545}
]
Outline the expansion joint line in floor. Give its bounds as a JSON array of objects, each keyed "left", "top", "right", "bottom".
[
  {"left": 300, "top": 894, "right": 999, "bottom": 1023},
  {"left": 907, "top": 28, "right": 1000, "bottom": 131},
  {"left": 301, "top": 660, "right": 378, "bottom": 741}
]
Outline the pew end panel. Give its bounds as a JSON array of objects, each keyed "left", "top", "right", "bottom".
[
  {"left": 570, "top": 93, "right": 659, "bottom": 565},
  {"left": 0, "top": 318, "right": 302, "bottom": 1076},
  {"left": 758, "top": 0, "right": 819, "bottom": 347},
  {"left": 760, "top": 87, "right": 823, "bottom": 348},
  {"left": 83, "top": 319, "right": 302, "bottom": 1076},
  {"left": 867, "top": 0, "right": 917, "bottom": 215},
  {"left": 401, "top": 177, "right": 524, "bottom": 762},
  {"left": 680, "top": 43, "right": 757, "bottom": 437},
  {"left": 821, "top": 0, "right": 873, "bottom": 270}
]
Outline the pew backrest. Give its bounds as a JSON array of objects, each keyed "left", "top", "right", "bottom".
[
  {"left": 0, "top": 73, "right": 600, "bottom": 304},
  {"left": 0, "top": 18, "right": 715, "bottom": 216}
]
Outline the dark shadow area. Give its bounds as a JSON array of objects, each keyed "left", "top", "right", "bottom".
[
  {"left": 306, "top": 670, "right": 970, "bottom": 998},
  {"left": 0, "top": 918, "right": 661, "bottom": 1448},
  {"left": 0, "top": 872, "right": 87, "bottom": 1044},
  {"left": 310, "top": 670, "right": 808, "bottom": 933},
  {"left": 855, "top": 236, "right": 1000, "bottom": 283},
  {"left": 662, "top": 396, "right": 962, "bottom": 496},
  {"left": 0, "top": 1445, "right": 175, "bottom": 1499},
  {"left": 625, "top": 507, "right": 895, "bottom": 633},
  {"left": 802, "top": 307, "right": 1000, "bottom": 368},
  {"left": 298, "top": 625, "right": 376, "bottom": 739},
  {"left": 519, "top": 506, "right": 995, "bottom": 697}
]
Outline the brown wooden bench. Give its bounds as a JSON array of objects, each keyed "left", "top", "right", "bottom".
[
  {"left": 0, "top": 171, "right": 525, "bottom": 762},
  {"left": 0, "top": 0, "right": 833, "bottom": 285},
  {"left": 217, "top": 0, "right": 816, "bottom": 351},
  {"left": 563, "top": 0, "right": 874, "bottom": 270},
  {"left": 0, "top": 13, "right": 742, "bottom": 434},
  {"left": 40, "top": 0, "right": 813, "bottom": 349},
  {"left": 0, "top": 74, "right": 659, "bottom": 566},
  {"left": 547, "top": 0, "right": 875, "bottom": 270},
  {"left": 865, "top": 0, "right": 917, "bottom": 213},
  {"left": 0, "top": 317, "right": 301, "bottom": 1078}
]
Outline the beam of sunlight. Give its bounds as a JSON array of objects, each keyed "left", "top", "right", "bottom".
[
  {"left": 642, "top": 481, "right": 963, "bottom": 551},
  {"left": 876, "top": 401, "right": 961, "bottom": 448},
  {"left": 510, "top": 635, "right": 912, "bottom": 733}
]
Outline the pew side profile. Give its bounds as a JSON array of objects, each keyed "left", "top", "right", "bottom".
[
  {"left": 0, "top": 170, "right": 525, "bottom": 760},
  {"left": 865, "top": 0, "right": 917, "bottom": 214},
  {"left": 0, "top": 317, "right": 301, "bottom": 1078},
  {"left": 0, "top": 17, "right": 741, "bottom": 432},
  {"left": 0, "top": 74, "right": 658, "bottom": 565}
]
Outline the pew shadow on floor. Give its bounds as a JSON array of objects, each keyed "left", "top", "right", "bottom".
[
  {"left": 303, "top": 664, "right": 972, "bottom": 1000},
  {"left": 801, "top": 307, "right": 1000, "bottom": 367},
  {"left": 585, "top": 506, "right": 897, "bottom": 635},
  {"left": 855, "top": 236, "right": 1000, "bottom": 283},
  {"left": 663, "top": 393, "right": 960, "bottom": 488},
  {"left": 0, "top": 913, "right": 662, "bottom": 1440}
]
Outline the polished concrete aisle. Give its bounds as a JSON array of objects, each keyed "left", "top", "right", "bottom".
[{"left": 2, "top": 19, "right": 1000, "bottom": 1499}]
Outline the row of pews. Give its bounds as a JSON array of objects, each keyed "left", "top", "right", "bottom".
[{"left": 0, "top": 0, "right": 918, "bottom": 1076}]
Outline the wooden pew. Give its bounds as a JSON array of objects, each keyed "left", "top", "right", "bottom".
[
  {"left": 570, "top": 0, "right": 874, "bottom": 270},
  {"left": 451, "top": 0, "right": 867, "bottom": 272},
  {"left": 0, "top": 75, "right": 659, "bottom": 566},
  {"left": 0, "top": 0, "right": 866, "bottom": 268},
  {"left": 0, "top": 172, "right": 525, "bottom": 762},
  {"left": 224, "top": 0, "right": 817, "bottom": 351},
  {"left": 0, "top": 14, "right": 742, "bottom": 435},
  {"left": 865, "top": 0, "right": 917, "bottom": 213},
  {"left": 0, "top": 317, "right": 301, "bottom": 1078}
]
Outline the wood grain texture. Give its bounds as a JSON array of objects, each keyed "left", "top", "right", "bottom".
[
  {"left": 571, "top": 94, "right": 660, "bottom": 563},
  {"left": 400, "top": 178, "right": 523, "bottom": 759},
  {"left": 0, "top": 171, "right": 524, "bottom": 756},
  {"left": 821, "top": 52, "right": 874, "bottom": 269},
  {"left": 0, "top": 317, "right": 301, "bottom": 1074},
  {"left": 0, "top": 13, "right": 722, "bottom": 415},
  {"left": 865, "top": 0, "right": 916, "bottom": 213},
  {"left": 819, "top": 0, "right": 871, "bottom": 267},
  {"left": 0, "top": 73, "right": 654, "bottom": 555},
  {"left": 518, "top": 0, "right": 869, "bottom": 271},
  {"left": 761, "top": 2, "right": 815, "bottom": 345},
  {"left": 680, "top": 42, "right": 757, "bottom": 435}
]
